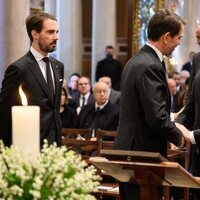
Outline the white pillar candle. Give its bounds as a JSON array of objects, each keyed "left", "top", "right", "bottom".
[{"left": 12, "top": 106, "right": 40, "bottom": 155}]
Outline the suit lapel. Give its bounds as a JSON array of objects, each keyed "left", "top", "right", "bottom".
[
  {"left": 50, "top": 58, "right": 62, "bottom": 106},
  {"left": 88, "top": 94, "right": 94, "bottom": 104},
  {"left": 26, "top": 52, "right": 54, "bottom": 105}
]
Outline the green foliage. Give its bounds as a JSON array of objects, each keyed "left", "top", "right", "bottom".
[{"left": 0, "top": 140, "right": 100, "bottom": 200}]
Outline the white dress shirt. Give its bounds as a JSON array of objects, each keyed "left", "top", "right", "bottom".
[
  {"left": 79, "top": 92, "right": 90, "bottom": 107},
  {"left": 30, "top": 47, "right": 55, "bottom": 90},
  {"left": 190, "top": 131, "right": 196, "bottom": 144}
]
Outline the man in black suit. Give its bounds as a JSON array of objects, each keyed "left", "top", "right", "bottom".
[
  {"left": 175, "top": 25, "right": 200, "bottom": 200},
  {"left": 176, "top": 69, "right": 200, "bottom": 199},
  {"left": 177, "top": 71, "right": 200, "bottom": 200},
  {"left": 67, "top": 73, "right": 80, "bottom": 99},
  {"left": 95, "top": 45, "right": 123, "bottom": 91},
  {"left": 113, "top": 9, "right": 187, "bottom": 200},
  {"left": 73, "top": 76, "right": 95, "bottom": 114},
  {"left": 0, "top": 13, "right": 64, "bottom": 148},
  {"left": 78, "top": 81, "right": 119, "bottom": 136},
  {"left": 167, "top": 78, "right": 179, "bottom": 113},
  {"left": 186, "top": 26, "right": 200, "bottom": 93}
]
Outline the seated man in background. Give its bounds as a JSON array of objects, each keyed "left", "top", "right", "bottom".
[
  {"left": 172, "top": 71, "right": 181, "bottom": 94},
  {"left": 168, "top": 78, "right": 179, "bottom": 113},
  {"left": 73, "top": 76, "right": 95, "bottom": 114},
  {"left": 78, "top": 81, "right": 119, "bottom": 140},
  {"left": 67, "top": 73, "right": 80, "bottom": 99},
  {"left": 99, "top": 76, "right": 121, "bottom": 106},
  {"left": 179, "top": 70, "right": 190, "bottom": 90},
  {"left": 181, "top": 51, "right": 195, "bottom": 74}
]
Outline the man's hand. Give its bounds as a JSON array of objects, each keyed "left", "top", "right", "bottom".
[{"left": 175, "top": 122, "right": 190, "bottom": 143}]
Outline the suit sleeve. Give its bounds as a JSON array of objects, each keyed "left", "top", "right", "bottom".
[
  {"left": 0, "top": 65, "right": 21, "bottom": 145},
  {"left": 0, "top": 65, "right": 21, "bottom": 103},
  {"left": 187, "top": 54, "right": 200, "bottom": 97},
  {"left": 177, "top": 74, "right": 200, "bottom": 146},
  {"left": 138, "top": 65, "right": 182, "bottom": 146},
  {"left": 176, "top": 82, "right": 195, "bottom": 129}
]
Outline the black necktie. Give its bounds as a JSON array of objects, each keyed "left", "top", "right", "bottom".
[
  {"left": 96, "top": 106, "right": 100, "bottom": 112},
  {"left": 43, "top": 57, "right": 54, "bottom": 102},
  {"left": 81, "top": 96, "right": 85, "bottom": 107},
  {"left": 162, "top": 60, "right": 166, "bottom": 72}
]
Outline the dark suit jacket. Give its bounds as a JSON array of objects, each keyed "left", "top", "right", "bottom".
[
  {"left": 73, "top": 93, "right": 95, "bottom": 109},
  {"left": 0, "top": 51, "right": 64, "bottom": 147},
  {"left": 113, "top": 45, "right": 182, "bottom": 157},
  {"left": 182, "top": 53, "right": 200, "bottom": 142},
  {"left": 78, "top": 101, "right": 119, "bottom": 132},
  {"left": 95, "top": 58, "right": 123, "bottom": 90},
  {"left": 187, "top": 52, "right": 200, "bottom": 96},
  {"left": 171, "top": 94, "right": 179, "bottom": 113},
  {"left": 177, "top": 53, "right": 200, "bottom": 179},
  {"left": 177, "top": 69, "right": 200, "bottom": 178},
  {"left": 178, "top": 69, "right": 200, "bottom": 146}
]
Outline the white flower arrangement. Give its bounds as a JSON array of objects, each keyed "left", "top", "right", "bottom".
[{"left": 0, "top": 140, "right": 100, "bottom": 200}]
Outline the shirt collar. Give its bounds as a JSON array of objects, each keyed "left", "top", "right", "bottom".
[
  {"left": 146, "top": 42, "right": 163, "bottom": 62},
  {"left": 95, "top": 100, "right": 108, "bottom": 111},
  {"left": 81, "top": 92, "right": 90, "bottom": 100},
  {"left": 30, "top": 46, "right": 49, "bottom": 62}
]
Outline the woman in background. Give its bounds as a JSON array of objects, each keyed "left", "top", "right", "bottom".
[{"left": 60, "top": 87, "right": 78, "bottom": 128}]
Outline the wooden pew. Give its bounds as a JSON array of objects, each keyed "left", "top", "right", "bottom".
[
  {"left": 61, "top": 128, "right": 120, "bottom": 199},
  {"left": 61, "top": 128, "right": 98, "bottom": 159},
  {"left": 95, "top": 129, "right": 120, "bottom": 200}
]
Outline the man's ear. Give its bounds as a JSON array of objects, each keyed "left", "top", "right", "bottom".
[
  {"left": 163, "top": 32, "right": 171, "bottom": 44},
  {"left": 31, "top": 30, "right": 38, "bottom": 40}
]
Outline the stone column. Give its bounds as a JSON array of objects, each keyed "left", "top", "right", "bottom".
[
  {"left": 0, "top": 0, "right": 30, "bottom": 84},
  {"left": 91, "top": 0, "right": 116, "bottom": 83},
  {"left": 56, "top": 0, "right": 82, "bottom": 80},
  {"left": 44, "top": 0, "right": 56, "bottom": 15}
]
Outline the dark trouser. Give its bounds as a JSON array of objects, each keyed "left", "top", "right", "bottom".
[
  {"left": 119, "top": 182, "right": 163, "bottom": 200},
  {"left": 189, "top": 145, "right": 200, "bottom": 200},
  {"left": 119, "top": 182, "right": 140, "bottom": 200}
]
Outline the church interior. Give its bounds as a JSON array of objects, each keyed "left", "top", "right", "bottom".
[
  {"left": 0, "top": 0, "right": 200, "bottom": 200},
  {"left": 0, "top": 0, "right": 200, "bottom": 83}
]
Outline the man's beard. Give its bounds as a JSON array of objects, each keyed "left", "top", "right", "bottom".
[{"left": 39, "top": 41, "right": 57, "bottom": 53}]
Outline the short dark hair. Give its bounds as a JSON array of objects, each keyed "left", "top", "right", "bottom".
[
  {"left": 147, "top": 9, "right": 186, "bottom": 41},
  {"left": 26, "top": 12, "right": 57, "bottom": 42},
  {"left": 78, "top": 76, "right": 91, "bottom": 84},
  {"left": 69, "top": 73, "right": 81, "bottom": 79},
  {"left": 105, "top": 45, "right": 114, "bottom": 50}
]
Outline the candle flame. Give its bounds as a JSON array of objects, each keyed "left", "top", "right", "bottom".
[{"left": 19, "top": 85, "right": 28, "bottom": 106}]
